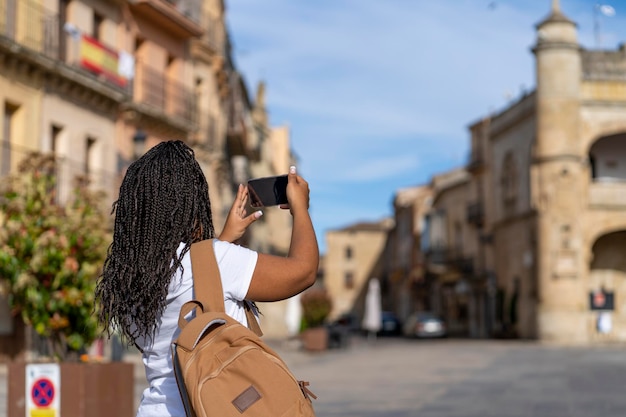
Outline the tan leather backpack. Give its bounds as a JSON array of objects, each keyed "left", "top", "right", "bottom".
[{"left": 171, "top": 239, "right": 317, "bottom": 417}]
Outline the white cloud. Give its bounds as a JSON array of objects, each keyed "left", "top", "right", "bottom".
[{"left": 341, "top": 154, "right": 421, "bottom": 182}]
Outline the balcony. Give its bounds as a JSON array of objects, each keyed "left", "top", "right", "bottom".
[
  {"left": 190, "top": 14, "right": 225, "bottom": 64},
  {"left": 80, "top": 35, "right": 128, "bottom": 88},
  {"left": 589, "top": 181, "right": 626, "bottom": 209},
  {"left": 0, "top": 140, "right": 117, "bottom": 208},
  {"left": 129, "top": 64, "right": 196, "bottom": 126},
  {"left": 0, "top": 0, "right": 196, "bottom": 132},
  {"left": 226, "top": 74, "right": 260, "bottom": 160},
  {"left": 128, "top": 0, "right": 203, "bottom": 39},
  {"left": 467, "top": 154, "right": 485, "bottom": 174},
  {"left": 426, "top": 247, "right": 474, "bottom": 275},
  {"left": 0, "top": 0, "right": 59, "bottom": 59},
  {"left": 466, "top": 202, "right": 484, "bottom": 227},
  {"left": 0, "top": 0, "right": 128, "bottom": 99}
]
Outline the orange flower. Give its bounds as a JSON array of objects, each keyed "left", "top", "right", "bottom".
[{"left": 64, "top": 257, "right": 79, "bottom": 273}]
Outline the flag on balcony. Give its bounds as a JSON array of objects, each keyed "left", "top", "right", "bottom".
[{"left": 80, "top": 34, "right": 127, "bottom": 87}]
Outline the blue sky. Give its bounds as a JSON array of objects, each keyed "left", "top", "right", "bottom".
[{"left": 225, "top": 0, "right": 626, "bottom": 254}]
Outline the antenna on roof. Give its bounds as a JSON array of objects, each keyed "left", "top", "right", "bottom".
[{"left": 594, "top": 3, "right": 616, "bottom": 48}]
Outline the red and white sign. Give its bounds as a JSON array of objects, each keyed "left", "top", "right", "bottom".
[
  {"left": 26, "top": 364, "right": 60, "bottom": 417},
  {"left": 593, "top": 290, "right": 606, "bottom": 309}
]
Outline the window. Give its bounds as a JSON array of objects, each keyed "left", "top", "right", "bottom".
[
  {"left": 51, "top": 124, "right": 62, "bottom": 154},
  {"left": 1, "top": 103, "right": 18, "bottom": 176},
  {"left": 134, "top": 37, "right": 144, "bottom": 53},
  {"left": 589, "top": 133, "right": 626, "bottom": 181},
  {"left": 345, "top": 246, "right": 353, "bottom": 260},
  {"left": 344, "top": 272, "right": 354, "bottom": 290},
  {"left": 500, "top": 152, "right": 518, "bottom": 214},
  {"left": 454, "top": 222, "right": 463, "bottom": 255},
  {"left": 85, "top": 136, "right": 96, "bottom": 175},
  {"left": 93, "top": 13, "right": 104, "bottom": 40}
]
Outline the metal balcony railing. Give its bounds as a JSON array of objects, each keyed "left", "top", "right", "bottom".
[
  {"left": 0, "top": 0, "right": 198, "bottom": 126},
  {"left": 164, "top": 0, "right": 202, "bottom": 24},
  {"left": 467, "top": 153, "right": 485, "bottom": 173},
  {"left": 132, "top": 64, "right": 196, "bottom": 124},
  {"left": 426, "top": 247, "right": 475, "bottom": 275},
  {"left": 0, "top": 0, "right": 129, "bottom": 92},
  {"left": 0, "top": 0, "right": 60, "bottom": 59},
  {"left": 467, "top": 202, "right": 485, "bottom": 226},
  {"left": 0, "top": 139, "right": 117, "bottom": 209}
]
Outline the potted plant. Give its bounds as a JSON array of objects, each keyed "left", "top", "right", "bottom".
[
  {"left": 0, "top": 152, "right": 133, "bottom": 416},
  {"left": 299, "top": 286, "right": 332, "bottom": 351}
]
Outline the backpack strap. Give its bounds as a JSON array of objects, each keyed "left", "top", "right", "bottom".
[
  {"left": 189, "top": 239, "right": 263, "bottom": 337},
  {"left": 244, "top": 300, "right": 263, "bottom": 337},
  {"left": 189, "top": 239, "right": 224, "bottom": 313}
]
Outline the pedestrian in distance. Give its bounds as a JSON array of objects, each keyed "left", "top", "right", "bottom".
[{"left": 95, "top": 140, "right": 319, "bottom": 417}]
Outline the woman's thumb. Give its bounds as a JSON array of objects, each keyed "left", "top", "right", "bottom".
[{"left": 249, "top": 210, "right": 263, "bottom": 224}]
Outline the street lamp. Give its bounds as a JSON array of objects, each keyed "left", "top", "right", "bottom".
[{"left": 133, "top": 128, "right": 147, "bottom": 160}]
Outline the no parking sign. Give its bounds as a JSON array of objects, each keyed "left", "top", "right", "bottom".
[{"left": 25, "top": 364, "right": 60, "bottom": 417}]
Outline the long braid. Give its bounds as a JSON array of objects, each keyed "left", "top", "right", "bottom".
[{"left": 95, "top": 140, "right": 214, "bottom": 346}]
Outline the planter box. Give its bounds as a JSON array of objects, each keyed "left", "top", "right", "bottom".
[
  {"left": 8, "top": 361, "right": 134, "bottom": 417},
  {"left": 300, "top": 327, "right": 329, "bottom": 352}
]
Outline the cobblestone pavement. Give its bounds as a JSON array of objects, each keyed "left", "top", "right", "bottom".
[{"left": 3, "top": 337, "right": 626, "bottom": 417}]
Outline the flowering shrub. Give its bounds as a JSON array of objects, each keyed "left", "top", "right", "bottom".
[
  {"left": 0, "top": 153, "right": 111, "bottom": 361},
  {"left": 300, "top": 287, "right": 332, "bottom": 329}
]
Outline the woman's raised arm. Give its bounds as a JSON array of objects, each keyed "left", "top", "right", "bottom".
[{"left": 245, "top": 166, "right": 319, "bottom": 302}]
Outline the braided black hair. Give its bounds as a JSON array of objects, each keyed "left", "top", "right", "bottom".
[{"left": 95, "top": 140, "right": 215, "bottom": 346}]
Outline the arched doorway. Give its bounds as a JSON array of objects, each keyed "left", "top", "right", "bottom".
[
  {"left": 589, "top": 231, "right": 626, "bottom": 341},
  {"left": 589, "top": 133, "right": 626, "bottom": 181}
]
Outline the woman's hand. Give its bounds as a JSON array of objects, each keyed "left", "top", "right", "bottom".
[
  {"left": 279, "top": 166, "right": 310, "bottom": 214},
  {"left": 247, "top": 166, "right": 319, "bottom": 302},
  {"left": 219, "top": 184, "right": 263, "bottom": 243}
]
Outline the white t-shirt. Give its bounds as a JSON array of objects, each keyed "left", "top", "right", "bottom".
[{"left": 135, "top": 240, "right": 258, "bottom": 417}]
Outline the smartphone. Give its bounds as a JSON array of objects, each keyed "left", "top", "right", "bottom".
[{"left": 247, "top": 175, "right": 289, "bottom": 208}]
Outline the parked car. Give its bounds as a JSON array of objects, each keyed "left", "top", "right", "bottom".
[
  {"left": 326, "top": 313, "right": 359, "bottom": 349},
  {"left": 379, "top": 311, "right": 403, "bottom": 336},
  {"left": 403, "top": 312, "right": 447, "bottom": 338}
]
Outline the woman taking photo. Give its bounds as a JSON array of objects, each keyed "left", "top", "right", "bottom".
[{"left": 96, "top": 140, "right": 319, "bottom": 417}]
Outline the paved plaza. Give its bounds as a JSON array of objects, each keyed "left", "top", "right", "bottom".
[
  {"left": 282, "top": 338, "right": 626, "bottom": 417},
  {"left": 2, "top": 337, "right": 626, "bottom": 416}
]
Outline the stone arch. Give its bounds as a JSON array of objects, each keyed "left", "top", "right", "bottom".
[
  {"left": 588, "top": 220, "right": 626, "bottom": 250},
  {"left": 583, "top": 120, "right": 626, "bottom": 157},
  {"left": 588, "top": 230, "right": 626, "bottom": 342},
  {"left": 590, "top": 231, "right": 626, "bottom": 274},
  {"left": 588, "top": 132, "right": 626, "bottom": 181}
]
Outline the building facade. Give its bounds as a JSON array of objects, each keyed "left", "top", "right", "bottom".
[
  {"left": 423, "top": 169, "right": 491, "bottom": 338},
  {"left": 324, "top": 219, "right": 393, "bottom": 322},
  {"left": 246, "top": 82, "right": 299, "bottom": 338},
  {"left": 418, "top": 1, "right": 626, "bottom": 344},
  {"left": 0, "top": 0, "right": 296, "bottom": 360}
]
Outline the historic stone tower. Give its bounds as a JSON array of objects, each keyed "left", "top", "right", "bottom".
[
  {"left": 532, "top": 0, "right": 626, "bottom": 343},
  {"left": 532, "top": 0, "right": 587, "bottom": 342}
]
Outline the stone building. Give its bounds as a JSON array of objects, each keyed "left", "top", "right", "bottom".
[
  {"left": 0, "top": 0, "right": 296, "bottom": 360},
  {"left": 385, "top": 185, "right": 432, "bottom": 322},
  {"left": 419, "top": 0, "right": 626, "bottom": 344},
  {"left": 423, "top": 168, "right": 489, "bottom": 338},
  {"left": 324, "top": 219, "right": 393, "bottom": 322},
  {"left": 245, "top": 82, "right": 299, "bottom": 338}
]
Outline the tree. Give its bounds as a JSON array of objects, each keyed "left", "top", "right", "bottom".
[{"left": 0, "top": 153, "right": 111, "bottom": 361}]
